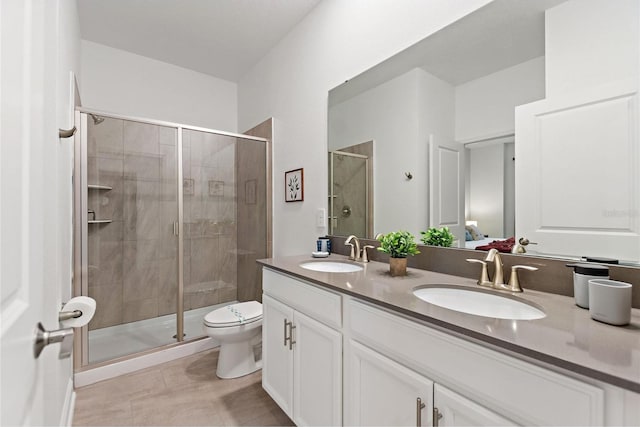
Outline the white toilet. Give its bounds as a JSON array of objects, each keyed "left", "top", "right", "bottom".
[{"left": 203, "top": 301, "right": 263, "bottom": 379}]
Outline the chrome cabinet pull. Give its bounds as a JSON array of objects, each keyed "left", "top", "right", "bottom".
[
  {"left": 433, "top": 407, "right": 443, "bottom": 427},
  {"left": 283, "top": 319, "right": 296, "bottom": 350},
  {"left": 289, "top": 324, "right": 296, "bottom": 350},
  {"left": 416, "top": 397, "right": 426, "bottom": 426},
  {"left": 284, "top": 319, "right": 290, "bottom": 347}
]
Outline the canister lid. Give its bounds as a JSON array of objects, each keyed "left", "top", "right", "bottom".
[{"left": 566, "top": 263, "right": 609, "bottom": 276}]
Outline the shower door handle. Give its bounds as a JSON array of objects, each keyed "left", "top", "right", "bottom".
[{"left": 173, "top": 222, "right": 179, "bottom": 236}]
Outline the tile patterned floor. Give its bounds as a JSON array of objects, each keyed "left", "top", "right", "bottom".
[{"left": 73, "top": 349, "right": 293, "bottom": 426}]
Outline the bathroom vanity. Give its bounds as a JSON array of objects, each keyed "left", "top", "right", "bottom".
[{"left": 259, "top": 255, "right": 640, "bottom": 426}]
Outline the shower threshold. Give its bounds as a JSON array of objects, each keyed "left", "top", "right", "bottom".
[{"left": 88, "top": 302, "right": 234, "bottom": 365}]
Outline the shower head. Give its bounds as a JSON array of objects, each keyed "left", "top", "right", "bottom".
[{"left": 89, "top": 113, "right": 105, "bottom": 125}]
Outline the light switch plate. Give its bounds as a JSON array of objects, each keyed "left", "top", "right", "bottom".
[{"left": 316, "top": 208, "right": 326, "bottom": 227}]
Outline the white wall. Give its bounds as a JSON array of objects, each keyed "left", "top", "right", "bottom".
[
  {"left": 329, "top": 69, "right": 423, "bottom": 237},
  {"left": 418, "top": 69, "right": 456, "bottom": 235},
  {"left": 455, "top": 56, "right": 545, "bottom": 142},
  {"left": 81, "top": 41, "right": 238, "bottom": 130},
  {"left": 545, "top": 0, "right": 639, "bottom": 96},
  {"left": 238, "top": 0, "right": 492, "bottom": 256}
]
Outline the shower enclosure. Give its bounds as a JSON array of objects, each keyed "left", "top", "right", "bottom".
[
  {"left": 73, "top": 109, "right": 269, "bottom": 367},
  {"left": 329, "top": 149, "right": 372, "bottom": 238}
]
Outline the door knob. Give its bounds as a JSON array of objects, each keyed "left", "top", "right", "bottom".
[{"left": 33, "top": 322, "right": 74, "bottom": 359}]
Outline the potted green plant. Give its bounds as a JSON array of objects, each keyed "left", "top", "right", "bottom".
[
  {"left": 420, "top": 226, "right": 455, "bottom": 247},
  {"left": 377, "top": 231, "right": 420, "bottom": 276}
]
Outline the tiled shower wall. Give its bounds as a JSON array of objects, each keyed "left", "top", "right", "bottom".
[
  {"left": 237, "top": 119, "right": 270, "bottom": 302},
  {"left": 87, "top": 117, "right": 268, "bottom": 331},
  {"left": 87, "top": 118, "right": 178, "bottom": 330}
]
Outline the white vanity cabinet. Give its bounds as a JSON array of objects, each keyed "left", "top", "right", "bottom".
[
  {"left": 262, "top": 269, "right": 342, "bottom": 426},
  {"left": 433, "top": 384, "right": 514, "bottom": 427},
  {"left": 346, "top": 340, "right": 434, "bottom": 426},
  {"left": 346, "top": 339, "right": 514, "bottom": 427},
  {"left": 261, "top": 265, "right": 638, "bottom": 427},
  {"left": 346, "top": 298, "right": 605, "bottom": 426}
]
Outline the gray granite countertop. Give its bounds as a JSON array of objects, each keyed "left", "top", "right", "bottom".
[{"left": 258, "top": 254, "right": 640, "bottom": 393}]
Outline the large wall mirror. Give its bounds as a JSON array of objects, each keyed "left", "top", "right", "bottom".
[{"left": 328, "top": 0, "right": 640, "bottom": 264}]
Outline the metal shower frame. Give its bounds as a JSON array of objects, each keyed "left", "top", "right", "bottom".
[{"left": 72, "top": 107, "right": 270, "bottom": 369}]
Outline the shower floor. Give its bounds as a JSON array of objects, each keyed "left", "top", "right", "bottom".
[{"left": 88, "top": 302, "right": 233, "bottom": 365}]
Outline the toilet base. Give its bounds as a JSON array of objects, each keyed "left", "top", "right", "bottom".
[{"left": 216, "top": 340, "right": 261, "bottom": 379}]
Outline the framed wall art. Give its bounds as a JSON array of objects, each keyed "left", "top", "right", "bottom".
[{"left": 285, "top": 168, "right": 304, "bottom": 202}]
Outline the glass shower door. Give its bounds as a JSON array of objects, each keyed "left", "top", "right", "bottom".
[
  {"left": 83, "top": 114, "right": 179, "bottom": 364},
  {"left": 329, "top": 151, "right": 370, "bottom": 237},
  {"left": 180, "top": 129, "right": 239, "bottom": 339}
]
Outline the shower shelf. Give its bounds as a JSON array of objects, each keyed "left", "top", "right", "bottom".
[
  {"left": 88, "top": 219, "right": 112, "bottom": 224},
  {"left": 88, "top": 184, "right": 113, "bottom": 190}
]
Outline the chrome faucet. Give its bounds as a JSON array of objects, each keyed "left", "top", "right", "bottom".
[
  {"left": 467, "top": 248, "right": 538, "bottom": 293},
  {"left": 345, "top": 235, "right": 361, "bottom": 261}
]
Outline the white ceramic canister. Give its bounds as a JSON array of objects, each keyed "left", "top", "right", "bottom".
[
  {"left": 566, "top": 263, "right": 610, "bottom": 309},
  {"left": 588, "top": 279, "right": 632, "bottom": 326}
]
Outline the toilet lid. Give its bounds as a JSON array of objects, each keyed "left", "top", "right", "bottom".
[{"left": 204, "top": 301, "right": 262, "bottom": 327}]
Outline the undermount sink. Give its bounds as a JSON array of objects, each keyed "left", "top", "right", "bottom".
[
  {"left": 413, "top": 286, "right": 546, "bottom": 320},
  {"left": 300, "top": 261, "right": 363, "bottom": 273}
]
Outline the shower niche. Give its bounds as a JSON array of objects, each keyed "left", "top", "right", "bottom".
[{"left": 74, "top": 110, "right": 269, "bottom": 367}]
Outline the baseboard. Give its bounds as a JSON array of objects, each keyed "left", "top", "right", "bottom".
[
  {"left": 60, "top": 377, "right": 75, "bottom": 427},
  {"left": 74, "top": 337, "right": 218, "bottom": 387}
]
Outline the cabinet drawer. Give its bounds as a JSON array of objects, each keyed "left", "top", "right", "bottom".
[
  {"left": 348, "top": 299, "right": 604, "bottom": 426},
  {"left": 263, "top": 268, "right": 342, "bottom": 329}
]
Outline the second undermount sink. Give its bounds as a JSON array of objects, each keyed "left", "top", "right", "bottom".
[
  {"left": 413, "top": 286, "right": 546, "bottom": 320},
  {"left": 300, "top": 261, "right": 363, "bottom": 273}
]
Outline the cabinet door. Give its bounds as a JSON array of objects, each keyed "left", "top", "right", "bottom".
[
  {"left": 293, "top": 310, "right": 342, "bottom": 426},
  {"left": 262, "top": 294, "right": 294, "bottom": 418},
  {"left": 346, "top": 340, "right": 434, "bottom": 426},
  {"left": 434, "top": 384, "right": 515, "bottom": 427}
]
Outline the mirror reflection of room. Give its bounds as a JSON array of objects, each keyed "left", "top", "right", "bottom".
[{"left": 328, "top": 0, "right": 639, "bottom": 264}]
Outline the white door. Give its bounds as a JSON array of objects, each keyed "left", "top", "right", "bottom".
[
  {"left": 515, "top": 81, "right": 640, "bottom": 261},
  {"left": 261, "top": 295, "right": 294, "bottom": 418},
  {"left": 434, "top": 384, "right": 515, "bottom": 426},
  {"left": 1, "top": 1, "right": 67, "bottom": 425},
  {"left": 346, "top": 340, "right": 434, "bottom": 427},
  {"left": 292, "top": 310, "right": 342, "bottom": 427},
  {"left": 429, "top": 134, "right": 465, "bottom": 246}
]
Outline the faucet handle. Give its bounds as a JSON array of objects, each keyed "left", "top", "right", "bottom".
[
  {"left": 466, "top": 259, "right": 491, "bottom": 287},
  {"left": 507, "top": 265, "right": 538, "bottom": 293},
  {"left": 361, "top": 245, "right": 375, "bottom": 263}
]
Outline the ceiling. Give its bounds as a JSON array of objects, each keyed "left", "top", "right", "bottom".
[
  {"left": 78, "top": 0, "right": 323, "bottom": 82},
  {"left": 329, "top": 0, "right": 567, "bottom": 106}
]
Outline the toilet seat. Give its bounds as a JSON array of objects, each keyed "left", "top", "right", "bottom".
[{"left": 204, "top": 301, "right": 262, "bottom": 328}]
